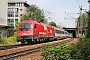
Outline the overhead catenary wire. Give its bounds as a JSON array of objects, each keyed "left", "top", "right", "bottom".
[
  {"left": 43, "top": 0, "right": 69, "bottom": 20},
  {"left": 28, "top": 0, "right": 86, "bottom": 28},
  {"left": 46, "top": 0, "right": 66, "bottom": 12},
  {"left": 34, "top": 0, "right": 79, "bottom": 27},
  {"left": 28, "top": 0, "right": 54, "bottom": 21},
  {"left": 46, "top": 0, "right": 80, "bottom": 27},
  {"left": 43, "top": 0, "right": 63, "bottom": 13},
  {"left": 34, "top": 0, "right": 63, "bottom": 18},
  {"left": 76, "top": 0, "right": 80, "bottom": 7},
  {"left": 28, "top": 0, "right": 63, "bottom": 21}
]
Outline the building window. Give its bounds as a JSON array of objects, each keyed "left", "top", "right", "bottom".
[
  {"left": 8, "top": 8, "right": 14, "bottom": 17},
  {"left": 15, "top": 3, "right": 24, "bottom": 6},
  {"left": 21, "top": 3, "right": 24, "bottom": 6},
  {"left": 20, "top": 9, "right": 22, "bottom": 11},
  {"left": 18, "top": 3, "right": 19, "bottom": 6},
  {"left": 7, "top": 19, "right": 14, "bottom": 27},
  {"left": 20, "top": 3, "right": 24, "bottom": 6},
  {"left": 8, "top": 3, "right": 15, "bottom": 6},
  {"left": 8, "top": 3, "right": 24, "bottom": 6},
  {"left": 15, "top": 8, "right": 18, "bottom": 17},
  {"left": 20, "top": 14, "right": 22, "bottom": 16},
  {"left": 20, "top": 3, "right": 22, "bottom": 6},
  {"left": 15, "top": 3, "right": 18, "bottom": 6},
  {"left": 15, "top": 19, "right": 18, "bottom": 24},
  {"left": 8, "top": 3, "right": 10, "bottom": 6}
]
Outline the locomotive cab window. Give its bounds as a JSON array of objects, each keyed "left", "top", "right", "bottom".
[{"left": 20, "top": 23, "right": 31, "bottom": 30}]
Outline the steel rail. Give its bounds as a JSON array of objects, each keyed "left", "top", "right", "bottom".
[{"left": 0, "top": 38, "right": 73, "bottom": 60}]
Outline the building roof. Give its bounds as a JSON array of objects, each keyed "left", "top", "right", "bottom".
[
  {"left": 8, "top": 0, "right": 29, "bottom": 7},
  {"left": 0, "top": 25, "right": 14, "bottom": 29},
  {"left": 8, "top": 0, "right": 27, "bottom": 3}
]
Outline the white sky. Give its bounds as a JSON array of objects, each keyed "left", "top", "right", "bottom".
[{"left": 26, "top": 0, "right": 88, "bottom": 28}]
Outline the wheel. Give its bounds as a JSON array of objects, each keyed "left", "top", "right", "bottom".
[{"left": 21, "top": 40, "right": 26, "bottom": 45}]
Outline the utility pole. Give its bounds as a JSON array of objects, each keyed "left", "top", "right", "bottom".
[
  {"left": 79, "top": 5, "right": 87, "bottom": 36},
  {"left": 79, "top": 5, "right": 83, "bottom": 36},
  {"left": 59, "top": 23, "right": 61, "bottom": 28}
]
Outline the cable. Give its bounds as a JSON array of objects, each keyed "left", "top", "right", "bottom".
[
  {"left": 42, "top": 0, "right": 66, "bottom": 18},
  {"left": 28, "top": 0, "right": 63, "bottom": 18},
  {"left": 28, "top": 0, "right": 52, "bottom": 18},
  {"left": 47, "top": 0, "right": 65, "bottom": 12},
  {"left": 35, "top": 0, "right": 67, "bottom": 23},
  {"left": 28, "top": 0, "right": 51, "bottom": 15},
  {"left": 76, "top": 0, "right": 80, "bottom": 7}
]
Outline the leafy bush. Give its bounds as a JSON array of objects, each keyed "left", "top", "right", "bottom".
[
  {"left": 41, "top": 38, "right": 90, "bottom": 60},
  {"left": 0, "top": 34, "right": 7, "bottom": 44},
  {"left": 71, "top": 38, "right": 90, "bottom": 60},
  {"left": 41, "top": 45, "right": 73, "bottom": 60},
  {"left": 4, "top": 32, "right": 19, "bottom": 45},
  {"left": 0, "top": 32, "right": 19, "bottom": 46},
  {"left": 4, "top": 36, "right": 17, "bottom": 45}
]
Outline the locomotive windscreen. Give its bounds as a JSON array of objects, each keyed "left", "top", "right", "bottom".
[{"left": 20, "top": 23, "right": 31, "bottom": 30}]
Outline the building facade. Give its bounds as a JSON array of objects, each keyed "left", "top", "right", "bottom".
[
  {"left": 8, "top": 0, "right": 29, "bottom": 27},
  {"left": 0, "top": 0, "right": 7, "bottom": 26},
  {"left": 0, "top": 0, "right": 8, "bottom": 37}
]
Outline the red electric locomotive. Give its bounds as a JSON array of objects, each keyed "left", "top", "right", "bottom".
[
  {"left": 17, "top": 20, "right": 55, "bottom": 44},
  {"left": 17, "top": 20, "right": 69, "bottom": 44}
]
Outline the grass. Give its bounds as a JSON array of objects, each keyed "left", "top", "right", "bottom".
[{"left": 0, "top": 35, "right": 19, "bottom": 46}]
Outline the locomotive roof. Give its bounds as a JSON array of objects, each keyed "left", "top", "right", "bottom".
[
  {"left": 20, "top": 20, "right": 38, "bottom": 24},
  {"left": 20, "top": 20, "right": 52, "bottom": 26}
]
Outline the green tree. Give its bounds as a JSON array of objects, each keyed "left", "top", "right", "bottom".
[
  {"left": 7, "top": 28, "right": 15, "bottom": 37},
  {"left": 77, "top": 13, "right": 88, "bottom": 28},
  {"left": 20, "top": 14, "right": 29, "bottom": 22},
  {"left": 21, "top": 5, "right": 46, "bottom": 23},
  {"left": 86, "top": 12, "right": 90, "bottom": 38},
  {"left": 49, "top": 21, "right": 57, "bottom": 27}
]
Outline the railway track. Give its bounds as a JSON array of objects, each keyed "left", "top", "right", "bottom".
[
  {"left": 0, "top": 48, "right": 40, "bottom": 60},
  {"left": 0, "top": 38, "right": 74, "bottom": 60},
  {"left": 0, "top": 44, "right": 26, "bottom": 51},
  {"left": 0, "top": 38, "right": 72, "bottom": 51}
]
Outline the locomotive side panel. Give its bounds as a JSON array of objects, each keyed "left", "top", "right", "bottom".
[
  {"left": 33, "top": 23, "right": 47, "bottom": 38},
  {"left": 46, "top": 25, "right": 54, "bottom": 37}
]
